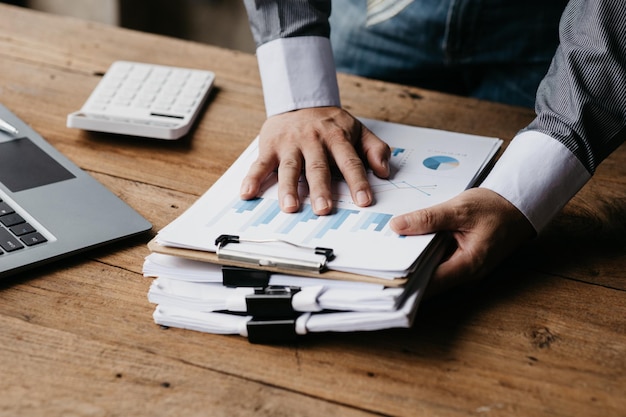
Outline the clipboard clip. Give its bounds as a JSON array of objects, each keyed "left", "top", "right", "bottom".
[{"left": 215, "top": 234, "right": 334, "bottom": 273}]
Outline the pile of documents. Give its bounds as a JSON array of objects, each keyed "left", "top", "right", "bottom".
[{"left": 143, "top": 118, "right": 502, "bottom": 343}]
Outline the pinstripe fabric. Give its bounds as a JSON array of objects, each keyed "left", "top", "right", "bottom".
[
  {"left": 243, "top": 0, "right": 331, "bottom": 46},
  {"left": 243, "top": 0, "right": 625, "bottom": 174},
  {"left": 526, "top": 0, "right": 626, "bottom": 174}
]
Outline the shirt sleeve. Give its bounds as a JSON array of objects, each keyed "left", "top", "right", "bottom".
[
  {"left": 255, "top": 37, "right": 340, "bottom": 117},
  {"left": 481, "top": 0, "right": 626, "bottom": 233},
  {"left": 479, "top": 131, "right": 590, "bottom": 232}
]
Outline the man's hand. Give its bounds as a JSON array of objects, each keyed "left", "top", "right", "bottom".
[
  {"left": 390, "top": 188, "right": 537, "bottom": 295},
  {"left": 240, "top": 107, "right": 391, "bottom": 215}
]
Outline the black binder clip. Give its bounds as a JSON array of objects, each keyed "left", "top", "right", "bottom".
[
  {"left": 247, "top": 318, "right": 298, "bottom": 344},
  {"left": 245, "top": 285, "right": 301, "bottom": 319},
  {"left": 215, "top": 234, "right": 334, "bottom": 273},
  {"left": 222, "top": 266, "right": 271, "bottom": 288}
]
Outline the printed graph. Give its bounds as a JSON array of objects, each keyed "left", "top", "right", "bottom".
[
  {"left": 208, "top": 197, "right": 401, "bottom": 244},
  {"left": 369, "top": 179, "right": 437, "bottom": 197},
  {"left": 423, "top": 155, "right": 460, "bottom": 171}
]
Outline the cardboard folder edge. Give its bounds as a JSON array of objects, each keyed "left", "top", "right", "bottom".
[{"left": 147, "top": 238, "right": 408, "bottom": 287}]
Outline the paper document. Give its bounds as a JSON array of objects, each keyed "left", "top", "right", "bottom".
[
  {"left": 152, "top": 283, "right": 422, "bottom": 336},
  {"left": 144, "top": 253, "right": 385, "bottom": 290},
  {"left": 155, "top": 118, "right": 501, "bottom": 279}
]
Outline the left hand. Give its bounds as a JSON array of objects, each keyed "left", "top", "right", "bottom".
[{"left": 390, "top": 188, "right": 537, "bottom": 295}]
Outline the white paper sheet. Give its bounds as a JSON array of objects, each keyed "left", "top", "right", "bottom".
[{"left": 155, "top": 118, "right": 501, "bottom": 278}]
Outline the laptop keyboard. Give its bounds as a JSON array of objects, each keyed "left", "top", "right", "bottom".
[{"left": 0, "top": 198, "right": 47, "bottom": 254}]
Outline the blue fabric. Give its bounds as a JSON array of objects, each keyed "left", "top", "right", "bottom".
[{"left": 329, "top": 0, "right": 568, "bottom": 107}]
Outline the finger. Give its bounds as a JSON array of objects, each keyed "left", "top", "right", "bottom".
[
  {"left": 240, "top": 155, "right": 278, "bottom": 200},
  {"left": 360, "top": 126, "right": 391, "bottom": 179},
  {"left": 328, "top": 138, "right": 373, "bottom": 207},
  {"left": 301, "top": 140, "right": 333, "bottom": 215},
  {"left": 276, "top": 150, "right": 303, "bottom": 213},
  {"left": 425, "top": 235, "right": 485, "bottom": 296},
  {"left": 433, "top": 248, "right": 478, "bottom": 288}
]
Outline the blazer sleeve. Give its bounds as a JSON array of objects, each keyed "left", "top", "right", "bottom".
[
  {"left": 481, "top": 0, "right": 626, "bottom": 232},
  {"left": 525, "top": 0, "right": 626, "bottom": 173},
  {"left": 242, "top": 0, "right": 332, "bottom": 46}
]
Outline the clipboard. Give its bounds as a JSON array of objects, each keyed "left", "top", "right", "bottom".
[{"left": 147, "top": 237, "right": 410, "bottom": 287}]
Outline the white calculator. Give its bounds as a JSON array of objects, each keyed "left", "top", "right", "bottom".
[{"left": 67, "top": 61, "right": 215, "bottom": 140}]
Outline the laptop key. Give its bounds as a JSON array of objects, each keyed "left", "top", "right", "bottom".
[
  {"left": 20, "top": 232, "right": 47, "bottom": 247},
  {"left": 0, "top": 213, "right": 25, "bottom": 227},
  {"left": 10, "top": 222, "right": 36, "bottom": 236},
  {"left": 0, "top": 202, "right": 15, "bottom": 216},
  {"left": 0, "top": 228, "right": 25, "bottom": 252}
]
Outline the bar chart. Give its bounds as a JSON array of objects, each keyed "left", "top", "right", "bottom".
[{"left": 209, "top": 197, "right": 400, "bottom": 245}]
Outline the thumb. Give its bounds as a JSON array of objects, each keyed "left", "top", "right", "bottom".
[{"left": 389, "top": 204, "right": 460, "bottom": 236}]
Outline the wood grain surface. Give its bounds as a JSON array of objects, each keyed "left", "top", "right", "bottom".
[{"left": 0, "top": 4, "right": 624, "bottom": 417}]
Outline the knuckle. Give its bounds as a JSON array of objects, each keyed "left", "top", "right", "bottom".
[
  {"left": 253, "top": 158, "right": 274, "bottom": 172},
  {"left": 343, "top": 156, "right": 366, "bottom": 171},
  {"left": 324, "top": 124, "right": 353, "bottom": 144},
  {"left": 280, "top": 157, "right": 301, "bottom": 171},
  {"left": 306, "top": 159, "right": 329, "bottom": 173},
  {"left": 418, "top": 209, "right": 437, "bottom": 228}
]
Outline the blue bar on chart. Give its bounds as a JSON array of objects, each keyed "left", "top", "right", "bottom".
[
  {"left": 304, "top": 207, "right": 359, "bottom": 242},
  {"left": 233, "top": 198, "right": 263, "bottom": 213},
  {"left": 206, "top": 197, "right": 264, "bottom": 228},
  {"left": 391, "top": 147, "right": 405, "bottom": 157},
  {"left": 238, "top": 198, "right": 280, "bottom": 231},
  {"left": 278, "top": 204, "right": 319, "bottom": 234},
  {"left": 250, "top": 199, "right": 281, "bottom": 227},
  {"left": 352, "top": 211, "right": 392, "bottom": 233}
]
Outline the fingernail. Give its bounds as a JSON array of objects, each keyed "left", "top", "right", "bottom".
[
  {"left": 390, "top": 216, "right": 408, "bottom": 230},
  {"left": 382, "top": 158, "right": 390, "bottom": 176},
  {"left": 240, "top": 182, "right": 252, "bottom": 197},
  {"left": 282, "top": 194, "right": 298, "bottom": 210},
  {"left": 356, "top": 190, "right": 370, "bottom": 206},
  {"left": 314, "top": 197, "right": 329, "bottom": 212}
]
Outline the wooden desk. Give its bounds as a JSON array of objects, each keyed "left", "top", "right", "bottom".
[{"left": 1, "top": 5, "right": 624, "bottom": 416}]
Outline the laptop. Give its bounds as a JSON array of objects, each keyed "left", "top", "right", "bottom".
[{"left": 0, "top": 104, "right": 152, "bottom": 278}]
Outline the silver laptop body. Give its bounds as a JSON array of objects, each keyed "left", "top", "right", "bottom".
[{"left": 0, "top": 104, "right": 151, "bottom": 278}]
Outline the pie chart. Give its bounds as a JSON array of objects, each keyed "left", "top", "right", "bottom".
[{"left": 422, "top": 155, "right": 460, "bottom": 170}]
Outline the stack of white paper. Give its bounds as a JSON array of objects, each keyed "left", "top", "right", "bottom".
[
  {"left": 144, "top": 118, "right": 502, "bottom": 342},
  {"left": 145, "top": 251, "right": 431, "bottom": 337}
]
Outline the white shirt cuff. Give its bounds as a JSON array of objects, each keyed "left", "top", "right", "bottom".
[
  {"left": 480, "top": 131, "right": 591, "bottom": 233},
  {"left": 256, "top": 36, "right": 341, "bottom": 117}
]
